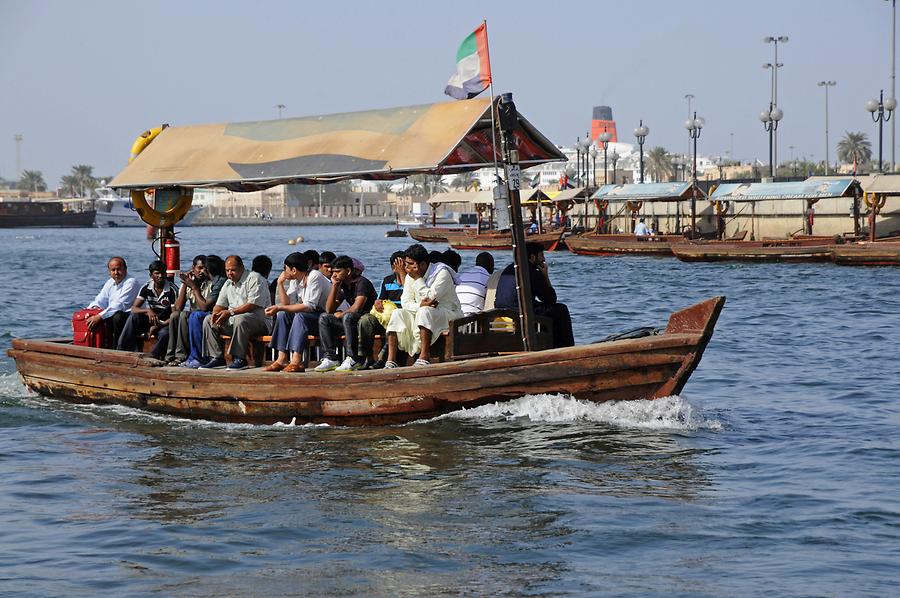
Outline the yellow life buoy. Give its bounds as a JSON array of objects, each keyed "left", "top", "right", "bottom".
[
  {"left": 130, "top": 188, "right": 194, "bottom": 228},
  {"left": 127, "top": 124, "right": 193, "bottom": 227},
  {"left": 129, "top": 125, "right": 168, "bottom": 163}
]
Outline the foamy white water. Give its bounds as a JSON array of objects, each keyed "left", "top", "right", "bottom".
[{"left": 434, "top": 393, "right": 723, "bottom": 431}]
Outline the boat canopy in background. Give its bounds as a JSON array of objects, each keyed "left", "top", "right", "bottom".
[
  {"left": 110, "top": 98, "right": 565, "bottom": 192},
  {"left": 710, "top": 179, "right": 858, "bottom": 202},
  {"left": 426, "top": 190, "right": 495, "bottom": 205},
  {"left": 591, "top": 182, "right": 700, "bottom": 202},
  {"left": 546, "top": 187, "right": 590, "bottom": 203},
  {"left": 861, "top": 174, "right": 900, "bottom": 195}
]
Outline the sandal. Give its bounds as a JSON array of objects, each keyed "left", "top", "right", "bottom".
[
  {"left": 283, "top": 363, "right": 305, "bottom": 373},
  {"left": 383, "top": 360, "right": 399, "bottom": 369},
  {"left": 413, "top": 359, "right": 431, "bottom": 367},
  {"left": 264, "top": 361, "right": 287, "bottom": 372}
]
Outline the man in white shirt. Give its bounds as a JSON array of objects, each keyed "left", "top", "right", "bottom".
[
  {"left": 87, "top": 256, "right": 139, "bottom": 343},
  {"left": 456, "top": 252, "right": 494, "bottom": 316},
  {"left": 384, "top": 244, "right": 462, "bottom": 368},
  {"left": 634, "top": 218, "right": 651, "bottom": 237},
  {"left": 200, "top": 255, "right": 272, "bottom": 370},
  {"left": 263, "top": 252, "right": 331, "bottom": 373}
]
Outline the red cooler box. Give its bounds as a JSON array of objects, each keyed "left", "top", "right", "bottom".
[{"left": 72, "top": 308, "right": 111, "bottom": 348}]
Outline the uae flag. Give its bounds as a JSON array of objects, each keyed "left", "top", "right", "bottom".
[{"left": 444, "top": 22, "right": 492, "bottom": 100}]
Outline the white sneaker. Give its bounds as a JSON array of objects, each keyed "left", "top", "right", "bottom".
[
  {"left": 314, "top": 357, "right": 342, "bottom": 372},
  {"left": 335, "top": 356, "right": 363, "bottom": 372}
]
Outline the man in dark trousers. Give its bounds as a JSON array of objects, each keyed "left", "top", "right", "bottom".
[{"left": 494, "top": 242, "right": 574, "bottom": 348}]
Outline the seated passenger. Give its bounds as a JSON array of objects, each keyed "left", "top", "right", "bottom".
[
  {"left": 384, "top": 243, "right": 462, "bottom": 368},
  {"left": 634, "top": 218, "right": 650, "bottom": 237},
  {"left": 319, "top": 251, "right": 336, "bottom": 279},
  {"left": 165, "top": 254, "right": 205, "bottom": 365},
  {"left": 264, "top": 252, "right": 331, "bottom": 373},
  {"left": 180, "top": 255, "right": 226, "bottom": 369},
  {"left": 314, "top": 256, "right": 377, "bottom": 372},
  {"left": 441, "top": 249, "right": 462, "bottom": 274},
  {"left": 358, "top": 250, "right": 406, "bottom": 369},
  {"left": 117, "top": 260, "right": 177, "bottom": 358},
  {"left": 86, "top": 256, "right": 139, "bottom": 342},
  {"left": 456, "top": 251, "right": 494, "bottom": 316},
  {"left": 495, "top": 242, "right": 574, "bottom": 349},
  {"left": 252, "top": 254, "right": 277, "bottom": 304},
  {"left": 200, "top": 255, "right": 272, "bottom": 370}
]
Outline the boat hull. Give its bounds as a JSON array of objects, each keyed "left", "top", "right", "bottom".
[
  {"left": 566, "top": 234, "right": 683, "bottom": 257},
  {"left": 407, "top": 227, "right": 470, "bottom": 243},
  {"left": 0, "top": 210, "right": 96, "bottom": 228},
  {"left": 831, "top": 243, "right": 900, "bottom": 266},
  {"left": 447, "top": 231, "right": 563, "bottom": 251},
  {"left": 8, "top": 297, "right": 725, "bottom": 426},
  {"left": 672, "top": 241, "right": 834, "bottom": 263}
]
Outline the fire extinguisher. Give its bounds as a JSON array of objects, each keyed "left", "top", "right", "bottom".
[{"left": 163, "top": 234, "right": 180, "bottom": 277}]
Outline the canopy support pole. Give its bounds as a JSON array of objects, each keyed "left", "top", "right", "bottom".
[{"left": 498, "top": 93, "right": 537, "bottom": 351}]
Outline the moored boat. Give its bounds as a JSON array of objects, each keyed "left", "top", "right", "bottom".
[
  {"left": 672, "top": 239, "right": 836, "bottom": 263},
  {"left": 566, "top": 233, "right": 685, "bottom": 257},
  {"left": 0, "top": 198, "right": 96, "bottom": 228},
  {"left": 830, "top": 240, "right": 900, "bottom": 266},
  {"left": 408, "top": 226, "right": 470, "bottom": 243},
  {"left": 446, "top": 229, "right": 563, "bottom": 251}
]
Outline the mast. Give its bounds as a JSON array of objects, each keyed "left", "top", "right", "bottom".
[{"left": 496, "top": 93, "right": 538, "bottom": 351}]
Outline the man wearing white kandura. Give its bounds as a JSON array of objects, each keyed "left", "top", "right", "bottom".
[{"left": 384, "top": 243, "right": 462, "bottom": 368}]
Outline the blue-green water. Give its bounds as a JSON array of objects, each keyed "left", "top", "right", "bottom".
[{"left": 1, "top": 225, "right": 898, "bottom": 596}]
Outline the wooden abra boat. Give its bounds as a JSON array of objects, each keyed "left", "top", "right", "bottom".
[
  {"left": 830, "top": 241, "right": 900, "bottom": 266},
  {"left": 672, "top": 238, "right": 837, "bottom": 263},
  {"left": 446, "top": 230, "right": 563, "bottom": 251},
  {"left": 566, "top": 233, "right": 685, "bottom": 257},
  {"left": 8, "top": 297, "right": 725, "bottom": 425},
  {"left": 9, "top": 95, "right": 727, "bottom": 426},
  {"left": 407, "top": 227, "right": 468, "bottom": 243}
]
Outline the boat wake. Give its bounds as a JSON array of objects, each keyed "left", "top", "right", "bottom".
[{"left": 431, "top": 394, "right": 723, "bottom": 431}]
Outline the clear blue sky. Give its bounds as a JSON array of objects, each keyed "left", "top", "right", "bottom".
[{"left": 0, "top": 0, "right": 890, "bottom": 187}]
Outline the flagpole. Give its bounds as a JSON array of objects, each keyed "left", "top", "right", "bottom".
[{"left": 482, "top": 19, "right": 501, "bottom": 187}]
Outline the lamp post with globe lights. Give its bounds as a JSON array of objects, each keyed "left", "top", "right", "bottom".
[
  {"left": 633, "top": 120, "right": 649, "bottom": 183},
  {"left": 685, "top": 112, "right": 704, "bottom": 237},
  {"left": 866, "top": 90, "right": 897, "bottom": 173},
  {"left": 759, "top": 105, "right": 783, "bottom": 178},
  {"left": 817, "top": 81, "right": 836, "bottom": 174},
  {"left": 589, "top": 145, "right": 598, "bottom": 187},
  {"left": 598, "top": 129, "right": 612, "bottom": 184},
  {"left": 763, "top": 36, "right": 787, "bottom": 167}
]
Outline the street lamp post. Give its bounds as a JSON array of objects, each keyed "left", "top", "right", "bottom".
[
  {"left": 598, "top": 130, "right": 612, "bottom": 185},
  {"left": 685, "top": 112, "right": 704, "bottom": 237},
  {"left": 275, "top": 104, "right": 286, "bottom": 119},
  {"left": 580, "top": 137, "right": 591, "bottom": 185},
  {"left": 633, "top": 120, "right": 649, "bottom": 183},
  {"left": 589, "top": 146, "right": 598, "bottom": 187},
  {"left": 818, "top": 81, "right": 836, "bottom": 175},
  {"left": 759, "top": 104, "right": 783, "bottom": 178},
  {"left": 866, "top": 90, "right": 897, "bottom": 173},
  {"left": 764, "top": 36, "right": 787, "bottom": 168},
  {"left": 574, "top": 137, "right": 583, "bottom": 186}
]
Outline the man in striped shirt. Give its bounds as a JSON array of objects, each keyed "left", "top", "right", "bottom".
[{"left": 455, "top": 252, "right": 494, "bottom": 316}]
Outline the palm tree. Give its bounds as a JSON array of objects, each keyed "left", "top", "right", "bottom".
[
  {"left": 70, "top": 164, "right": 97, "bottom": 197},
  {"left": 837, "top": 132, "right": 872, "bottom": 174},
  {"left": 18, "top": 170, "right": 47, "bottom": 192},
  {"left": 452, "top": 171, "right": 479, "bottom": 191},
  {"left": 645, "top": 147, "right": 673, "bottom": 182},
  {"left": 59, "top": 174, "right": 81, "bottom": 197}
]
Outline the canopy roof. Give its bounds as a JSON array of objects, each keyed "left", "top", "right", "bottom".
[
  {"left": 110, "top": 98, "right": 565, "bottom": 192},
  {"left": 547, "top": 187, "right": 590, "bottom": 202},
  {"left": 426, "top": 190, "right": 494, "bottom": 205},
  {"left": 863, "top": 173, "right": 900, "bottom": 194},
  {"left": 710, "top": 178, "right": 858, "bottom": 201},
  {"left": 591, "top": 182, "right": 699, "bottom": 202}
]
